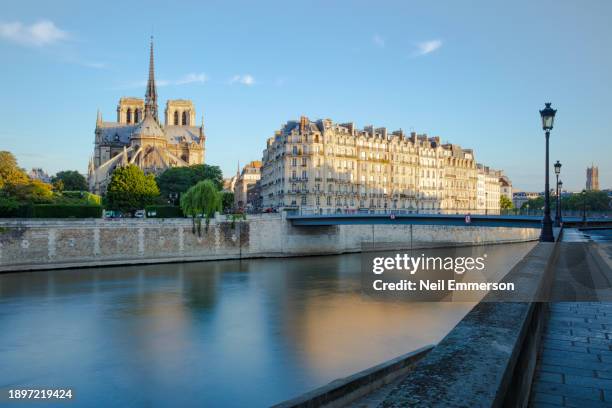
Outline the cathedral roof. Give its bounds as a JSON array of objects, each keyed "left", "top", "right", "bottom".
[
  {"left": 98, "top": 121, "right": 203, "bottom": 145},
  {"left": 164, "top": 125, "right": 203, "bottom": 144},
  {"left": 132, "top": 114, "right": 165, "bottom": 138},
  {"left": 98, "top": 122, "right": 136, "bottom": 144}
]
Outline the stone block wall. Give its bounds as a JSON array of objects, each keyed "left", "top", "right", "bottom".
[{"left": 0, "top": 214, "right": 539, "bottom": 272}]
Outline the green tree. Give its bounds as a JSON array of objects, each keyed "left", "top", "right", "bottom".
[
  {"left": 156, "top": 164, "right": 224, "bottom": 198},
  {"left": 105, "top": 165, "right": 160, "bottom": 215},
  {"left": 563, "top": 190, "right": 610, "bottom": 211},
  {"left": 522, "top": 196, "right": 544, "bottom": 211},
  {"left": 0, "top": 151, "right": 29, "bottom": 189},
  {"left": 2, "top": 178, "right": 53, "bottom": 203},
  {"left": 52, "top": 170, "right": 88, "bottom": 191},
  {"left": 180, "top": 180, "right": 221, "bottom": 236},
  {"left": 500, "top": 195, "right": 513, "bottom": 211},
  {"left": 221, "top": 192, "right": 234, "bottom": 212}
]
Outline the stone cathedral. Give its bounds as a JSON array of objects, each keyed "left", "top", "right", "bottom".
[{"left": 88, "top": 40, "right": 206, "bottom": 194}]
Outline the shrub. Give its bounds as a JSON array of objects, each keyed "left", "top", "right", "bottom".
[
  {"left": 145, "top": 205, "right": 184, "bottom": 218},
  {"left": 62, "top": 191, "right": 102, "bottom": 205},
  {"left": 0, "top": 203, "right": 33, "bottom": 217},
  {"left": 32, "top": 204, "right": 103, "bottom": 218}
]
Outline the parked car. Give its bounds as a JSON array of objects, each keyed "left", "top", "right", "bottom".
[{"left": 134, "top": 210, "right": 146, "bottom": 218}]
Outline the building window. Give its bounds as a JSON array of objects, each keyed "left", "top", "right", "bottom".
[
  {"left": 301, "top": 196, "right": 307, "bottom": 205},
  {"left": 126, "top": 108, "right": 132, "bottom": 124},
  {"left": 174, "top": 111, "right": 179, "bottom": 125}
]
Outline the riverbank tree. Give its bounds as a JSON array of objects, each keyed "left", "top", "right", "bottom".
[
  {"left": 105, "top": 165, "right": 160, "bottom": 215},
  {"left": 156, "top": 164, "right": 223, "bottom": 200},
  {"left": 180, "top": 180, "right": 221, "bottom": 236}
]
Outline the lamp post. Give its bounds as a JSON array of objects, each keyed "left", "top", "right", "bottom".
[
  {"left": 554, "top": 160, "right": 562, "bottom": 227},
  {"left": 485, "top": 191, "right": 489, "bottom": 216},
  {"left": 539, "top": 103, "right": 556, "bottom": 242},
  {"left": 582, "top": 189, "right": 587, "bottom": 225},
  {"left": 557, "top": 180, "right": 563, "bottom": 226}
]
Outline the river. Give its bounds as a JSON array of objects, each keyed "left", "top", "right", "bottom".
[{"left": 0, "top": 241, "right": 535, "bottom": 407}]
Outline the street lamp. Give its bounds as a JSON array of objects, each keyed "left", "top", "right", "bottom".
[
  {"left": 582, "top": 189, "right": 587, "bottom": 225},
  {"left": 539, "top": 103, "right": 556, "bottom": 242},
  {"left": 554, "top": 160, "right": 562, "bottom": 227},
  {"left": 485, "top": 191, "right": 488, "bottom": 216},
  {"left": 557, "top": 180, "right": 563, "bottom": 226}
]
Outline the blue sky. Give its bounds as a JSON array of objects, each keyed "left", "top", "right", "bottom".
[{"left": 0, "top": 0, "right": 610, "bottom": 192}]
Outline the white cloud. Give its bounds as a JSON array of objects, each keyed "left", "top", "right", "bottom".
[
  {"left": 413, "top": 39, "right": 442, "bottom": 56},
  {"left": 373, "top": 34, "right": 385, "bottom": 48},
  {"left": 0, "top": 20, "right": 68, "bottom": 47},
  {"left": 174, "top": 72, "right": 208, "bottom": 85},
  {"left": 230, "top": 74, "right": 255, "bottom": 86}
]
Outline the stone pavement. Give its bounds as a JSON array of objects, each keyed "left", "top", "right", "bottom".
[
  {"left": 529, "top": 302, "right": 612, "bottom": 407},
  {"left": 530, "top": 230, "right": 612, "bottom": 407}
]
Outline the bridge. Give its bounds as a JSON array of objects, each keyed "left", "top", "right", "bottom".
[{"left": 286, "top": 212, "right": 612, "bottom": 229}]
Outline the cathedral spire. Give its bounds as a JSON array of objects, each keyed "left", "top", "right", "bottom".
[
  {"left": 96, "top": 109, "right": 102, "bottom": 126},
  {"left": 144, "top": 36, "right": 158, "bottom": 121}
]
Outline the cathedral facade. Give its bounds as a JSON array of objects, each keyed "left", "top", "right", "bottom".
[{"left": 88, "top": 40, "right": 206, "bottom": 194}]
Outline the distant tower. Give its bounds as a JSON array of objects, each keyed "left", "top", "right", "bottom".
[{"left": 586, "top": 165, "right": 599, "bottom": 191}]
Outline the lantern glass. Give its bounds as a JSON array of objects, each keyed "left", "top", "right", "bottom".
[
  {"left": 540, "top": 103, "right": 557, "bottom": 131},
  {"left": 554, "top": 160, "right": 562, "bottom": 175}
]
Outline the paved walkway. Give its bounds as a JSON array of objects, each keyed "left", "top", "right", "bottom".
[
  {"left": 529, "top": 302, "right": 612, "bottom": 407},
  {"left": 530, "top": 229, "right": 612, "bottom": 407}
]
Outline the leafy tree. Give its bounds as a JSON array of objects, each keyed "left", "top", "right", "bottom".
[
  {"left": 2, "top": 178, "right": 53, "bottom": 203},
  {"left": 52, "top": 170, "right": 88, "bottom": 191},
  {"left": 500, "top": 195, "right": 513, "bottom": 211},
  {"left": 221, "top": 192, "right": 234, "bottom": 212},
  {"left": 52, "top": 179, "right": 64, "bottom": 193},
  {"left": 105, "top": 165, "right": 160, "bottom": 215},
  {"left": 562, "top": 190, "right": 610, "bottom": 211},
  {"left": 180, "top": 180, "right": 221, "bottom": 236},
  {"left": 522, "top": 190, "right": 611, "bottom": 212},
  {"left": 521, "top": 196, "right": 544, "bottom": 211},
  {"left": 0, "top": 151, "right": 28, "bottom": 189},
  {"left": 191, "top": 165, "right": 223, "bottom": 190},
  {"left": 156, "top": 164, "right": 223, "bottom": 198}
]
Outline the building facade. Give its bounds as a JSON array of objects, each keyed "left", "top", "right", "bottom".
[
  {"left": 476, "top": 165, "right": 502, "bottom": 214},
  {"left": 586, "top": 165, "right": 600, "bottom": 191},
  {"left": 234, "top": 160, "right": 262, "bottom": 209},
  {"left": 512, "top": 191, "right": 541, "bottom": 209},
  {"left": 88, "top": 40, "right": 205, "bottom": 194},
  {"left": 260, "top": 117, "right": 504, "bottom": 214},
  {"left": 499, "top": 175, "right": 512, "bottom": 201},
  {"left": 246, "top": 180, "right": 263, "bottom": 212},
  {"left": 28, "top": 168, "right": 51, "bottom": 183}
]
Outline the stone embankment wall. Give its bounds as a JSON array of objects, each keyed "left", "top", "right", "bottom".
[{"left": 0, "top": 214, "right": 539, "bottom": 272}]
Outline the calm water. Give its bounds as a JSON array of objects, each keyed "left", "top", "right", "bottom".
[{"left": 0, "top": 242, "right": 535, "bottom": 407}]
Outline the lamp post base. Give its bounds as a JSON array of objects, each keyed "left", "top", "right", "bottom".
[{"left": 540, "top": 216, "right": 555, "bottom": 242}]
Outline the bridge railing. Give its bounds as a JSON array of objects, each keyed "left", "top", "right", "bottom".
[{"left": 284, "top": 207, "right": 612, "bottom": 218}]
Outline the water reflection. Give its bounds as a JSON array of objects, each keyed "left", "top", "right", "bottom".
[{"left": 0, "top": 241, "right": 535, "bottom": 407}]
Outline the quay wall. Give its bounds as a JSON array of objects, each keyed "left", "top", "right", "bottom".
[{"left": 0, "top": 214, "right": 539, "bottom": 272}]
